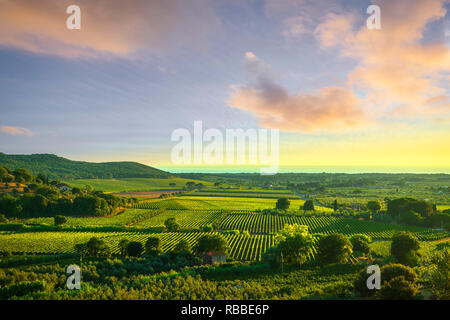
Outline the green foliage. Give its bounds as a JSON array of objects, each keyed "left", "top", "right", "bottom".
[
  {"left": 0, "top": 281, "right": 45, "bottom": 299},
  {"left": 376, "top": 276, "right": 420, "bottom": 300},
  {"left": 0, "top": 167, "right": 8, "bottom": 182},
  {"left": 145, "top": 237, "right": 162, "bottom": 257},
  {"left": 0, "top": 213, "right": 8, "bottom": 223},
  {"left": 12, "top": 168, "right": 32, "bottom": 183},
  {"left": 349, "top": 234, "right": 371, "bottom": 255},
  {"left": 75, "top": 237, "right": 110, "bottom": 257},
  {"left": 119, "top": 239, "right": 130, "bottom": 257},
  {"left": 0, "top": 153, "right": 171, "bottom": 180},
  {"left": 164, "top": 217, "right": 180, "bottom": 232},
  {"left": 317, "top": 234, "right": 353, "bottom": 264},
  {"left": 391, "top": 232, "right": 420, "bottom": 266},
  {"left": 275, "top": 198, "right": 290, "bottom": 210},
  {"left": 388, "top": 197, "right": 434, "bottom": 218},
  {"left": 54, "top": 215, "right": 67, "bottom": 226},
  {"left": 303, "top": 200, "right": 315, "bottom": 211},
  {"left": 194, "top": 234, "right": 228, "bottom": 254},
  {"left": 126, "top": 241, "right": 144, "bottom": 257},
  {"left": 274, "top": 224, "right": 314, "bottom": 265},
  {"left": 173, "top": 239, "right": 191, "bottom": 254},
  {"left": 367, "top": 200, "right": 381, "bottom": 213},
  {"left": 429, "top": 247, "right": 450, "bottom": 299},
  {"left": 35, "top": 186, "right": 60, "bottom": 201}
]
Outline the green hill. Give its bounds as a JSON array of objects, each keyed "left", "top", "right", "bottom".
[{"left": 0, "top": 153, "right": 172, "bottom": 180}]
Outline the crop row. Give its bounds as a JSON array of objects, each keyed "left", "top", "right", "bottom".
[
  {"left": 0, "top": 231, "right": 274, "bottom": 262},
  {"left": 219, "top": 213, "right": 448, "bottom": 241}
]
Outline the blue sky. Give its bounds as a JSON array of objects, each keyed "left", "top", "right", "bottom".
[{"left": 0, "top": 0, "right": 449, "bottom": 172}]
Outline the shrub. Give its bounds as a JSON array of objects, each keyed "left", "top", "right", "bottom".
[
  {"left": 317, "top": 234, "right": 353, "bottom": 264},
  {"left": 126, "top": 241, "right": 144, "bottom": 257},
  {"left": 375, "top": 276, "right": 420, "bottom": 300},
  {"left": 54, "top": 215, "right": 67, "bottom": 226},
  {"left": 391, "top": 232, "right": 420, "bottom": 266},
  {"left": 350, "top": 234, "right": 371, "bottom": 255}
]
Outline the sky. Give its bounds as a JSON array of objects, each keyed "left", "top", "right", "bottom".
[{"left": 0, "top": 0, "right": 449, "bottom": 173}]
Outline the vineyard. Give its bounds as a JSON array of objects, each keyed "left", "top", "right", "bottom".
[
  {"left": 0, "top": 231, "right": 274, "bottom": 262},
  {"left": 218, "top": 213, "right": 447, "bottom": 241}
]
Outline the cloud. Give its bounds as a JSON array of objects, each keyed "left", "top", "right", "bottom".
[
  {"left": 314, "top": 0, "right": 450, "bottom": 113},
  {"left": 229, "top": 53, "right": 368, "bottom": 133},
  {"left": 0, "top": 125, "right": 34, "bottom": 136},
  {"left": 0, "top": 0, "right": 220, "bottom": 58}
]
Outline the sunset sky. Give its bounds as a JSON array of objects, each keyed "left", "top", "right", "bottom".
[{"left": 0, "top": 0, "right": 449, "bottom": 173}]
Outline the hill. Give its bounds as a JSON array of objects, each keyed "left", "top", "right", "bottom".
[{"left": 0, "top": 153, "right": 172, "bottom": 180}]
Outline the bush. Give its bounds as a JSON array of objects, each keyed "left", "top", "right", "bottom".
[
  {"left": 0, "top": 213, "right": 8, "bottom": 224},
  {"left": 0, "top": 281, "right": 45, "bottom": 299},
  {"left": 391, "top": 232, "right": 420, "bottom": 266},
  {"left": 317, "top": 234, "right": 353, "bottom": 264},
  {"left": 75, "top": 237, "right": 110, "bottom": 257},
  {"left": 173, "top": 239, "right": 191, "bottom": 254},
  {"left": 54, "top": 215, "right": 67, "bottom": 226},
  {"left": 376, "top": 276, "right": 420, "bottom": 300},
  {"left": 145, "top": 237, "right": 162, "bottom": 257},
  {"left": 194, "top": 234, "right": 228, "bottom": 255},
  {"left": 349, "top": 234, "right": 371, "bottom": 255},
  {"left": 126, "top": 241, "right": 144, "bottom": 257},
  {"left": 381, "top": 263, "right": 418, "bottom": 284}
]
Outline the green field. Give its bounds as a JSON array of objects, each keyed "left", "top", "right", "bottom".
[{"left": 63, "top": 178, "right": 214, "bottom": 193}]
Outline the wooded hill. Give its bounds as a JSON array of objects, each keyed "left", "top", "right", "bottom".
[{"left": 0, "top": 153, "right": 172, "bottom": 180}]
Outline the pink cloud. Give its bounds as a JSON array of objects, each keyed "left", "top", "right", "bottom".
[
  {"left": 229, "top": 53, "right": 368, "bottom": 133},
  {"left": 0, "top": 125, "right": 34, "bottom": 136},
  {"left": 0, "top": 0, "right": 220, "bottom": 58}
]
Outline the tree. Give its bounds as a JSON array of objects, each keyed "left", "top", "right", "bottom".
[
  {"left": 186, "top": 181, "right": 196, "bottom": 189},
  {"left": 317, "top": 234, "right": 353, "bottom": 264},
  {"left": 333, "top": 200, "right": 338, "bottom": 212},
  {"left": 73, "top": 195, "right": 110, "bottom": 217},
  {"left": 391, "top": 231, "right": 420, "bottom": 266},
  {"left": 54, "top": 215, "right": 67, "bottom": 226},
  {"left": 164, "top": 218, "right": 180, "bottom": 232},
  {"left": 349, "top": 234, "right": 371, "bottom": 255},
  {"left": 429, "top": 247, "right": 450, "bottom": 299},
  {"left": 274, "top": 224, "right": 314, "bottom": 265},
  {"left": 0, "top": 194, "right": 22, "bottom": 218},
  {"left": 75, "top": 237, "right": 110, "bottom": 257},
  {"left": 194, "top": 234, "right": 228, "bottom": 255},
  {"left": 0, "top": 214, "right": 8, "bottom": 224},
  {"left": 145, "top": 237, "right": 162, "bottom": 256},
  {"left": 169, "top": 182, "right": 176, "bottom": 187},
  {"left": 367, "top": 200, "right": 381, "bottom": 214},
  {"left": 35, "top": 186, "right": 60, "bottom": 201},
  {"left": 119, "top": 239, "right": 130, "bottom": 257},
  {"left": 376, "top": 276, "right": 420, "bottom": 300},
  {"left": 275, "top": 198, "right": 290, "bottom": 211},
  {"left": 303, "top": 200, "right": 315, "bottom": 211},
  {"left": 388, "top": 197, "right": 433, "bottom": 219},
  {"left": 0, "top": 167, "right": 8, "bottom": 182},
  {"left": 375, "top": 264, "right": 419, "bottom": 300},
  {"left": 126, "top": 241, "right": 144, "bottom": 257},
  {"left": 173, "top": 239, "right": 191, "bottom": 254},
  {"left": 400, "top": 210, "right": 423, "bottom": 226},
  {"left": 12, "top": 168, "right": 32, "bottom": 183}
]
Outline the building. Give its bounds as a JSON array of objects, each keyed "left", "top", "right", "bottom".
[
  {"left": 202, "top": 251, "right": 226, "bottom": 265},
  {"left": 55, "top": 183, "right": 72, "bottom": 192}
]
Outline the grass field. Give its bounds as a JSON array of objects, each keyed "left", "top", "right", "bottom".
[{"left": 63, "top": 178, "right": 214, "bottom": 193}]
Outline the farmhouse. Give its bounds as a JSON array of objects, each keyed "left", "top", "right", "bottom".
[
  {"left": 202, "top": 251, "right": 226, "bottom": 265},
  {"left": 55, "top": 183, "right": 72, "bottom": 192}
]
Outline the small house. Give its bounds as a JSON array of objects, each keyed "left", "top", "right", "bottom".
[
  {"left": 202, "top": 251, "right": 226, "bottom": 265},
  {"left": 55, "top": 183, "right": 72, "bottom": 192}
]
